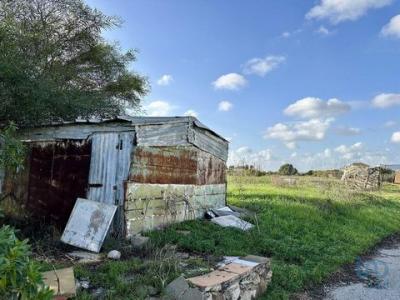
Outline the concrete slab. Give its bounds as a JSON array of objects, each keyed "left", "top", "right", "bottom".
[
  {"left": 42, "top": 267, "right": 76, "bottom": 297},
  {"left": 220, "top": 263, "right": 252, "bottom": 275},
  {"left": 188, "top": 270, "right": 239, "bottom": 288},
  {"left": 210, "top": 215, "right": 253, "bottom": 231}
]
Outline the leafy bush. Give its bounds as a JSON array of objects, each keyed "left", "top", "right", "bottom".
[
  {"left": 0, "top": 225, "right": 53, "bottom": 300},
  {"left": 0, "top": 123, "right": 26, "bottom": 173}
]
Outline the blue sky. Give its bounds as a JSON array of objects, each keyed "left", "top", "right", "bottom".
[{"left": 87, "top": 0, "right": 400, "bottom": 171}]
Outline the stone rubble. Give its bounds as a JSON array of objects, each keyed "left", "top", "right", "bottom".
[{"left": 165, "top": 255, "right": 272, "bottom": 300}]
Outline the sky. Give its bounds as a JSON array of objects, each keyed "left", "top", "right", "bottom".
[{"left": 87, "top": 0, "right": 400, "bottom": 171}]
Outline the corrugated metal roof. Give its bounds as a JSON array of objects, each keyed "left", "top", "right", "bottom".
[{"left": 26, "top": 116, "right": 228, "bottom": 143}]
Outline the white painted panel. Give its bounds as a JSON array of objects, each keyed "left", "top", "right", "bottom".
[{"left": 61, "top": 198, "right": 117, "bottom": 253}]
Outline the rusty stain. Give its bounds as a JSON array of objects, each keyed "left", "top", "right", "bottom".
[{"left": 130, "top": 146, "right": 226, "bottom": 185}]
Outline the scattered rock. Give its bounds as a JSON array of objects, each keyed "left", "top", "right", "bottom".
[
  {"left": 165, "top": 276, "right": 190, "bottom": 299},
  {"left": 68, "top": 251, "right": 102, "bottom": 264},
  {"left": 130, "top": 234, "right": 150, "bottom": 249},
  {"left": 107, "top": 250, "right": 121, "bottom": 260},
  {"left": 76, "top": 279, "right": 90, "bottom": 290},
  {"left": 146, "top": 285, "right": 159, "bottom": 296}
]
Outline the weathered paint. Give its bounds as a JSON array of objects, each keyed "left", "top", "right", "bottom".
[
  {"left": 130, "top": 146, "right": 226, "bottom": 185},
  {"left": 87, "top": 133, "right": 120, "bottom": 205},
  {"left": 87, "top": 132, "right": 134, "bottom": 235},
  {"left": 124, "top": 183, "right": 226, "bottom": 236},
  {"left": 19, "top": 123, "right": 135, "bottom": 141},
  {"left": 18, "top": 116, "right": 229, "bottom": 162},
  {"left": 61, "top": 198, "right": 117, "bottom": 252}
]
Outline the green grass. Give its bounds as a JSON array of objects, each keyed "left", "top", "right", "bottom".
[{"left": 149, "top": 175, "right": 400, "bottom": 299}]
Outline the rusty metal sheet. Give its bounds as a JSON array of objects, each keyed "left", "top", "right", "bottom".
[
  {"left": 130, "top": 146, "right": 198, "bottom": 184},
  {"left": 27, "top": 141, "right": 91, "bottom": 228},
  {"left": 61, "top": 198, "right": 117, "bottom": 252},
  {"left": 130, "top": 146, "right": 226, "bottom": 185}
]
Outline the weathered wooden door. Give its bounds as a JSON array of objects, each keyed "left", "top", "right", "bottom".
[{"left": 87, "top": 132, "right": 134, "bottom": 234}]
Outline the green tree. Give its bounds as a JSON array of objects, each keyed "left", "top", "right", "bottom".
[
  {"left": 0, "top": 0, "right": 148, "bottom": 128},
  {"left": 278, "top": 163, "right": 298, "bottom": 176}
]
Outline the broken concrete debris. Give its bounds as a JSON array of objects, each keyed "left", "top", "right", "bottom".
[
  {"left": 210, "top": 215, "right": 254, "bottom": 231},
  {"left": 107, "top": 250, "right": 121, "bottom": 260},
  {"left": 205, "top": 206, "right": 255, "bottom": 231},
  {"left": 165, "top": 255, "right": 272, "bottom": 300},
  {"left": 61, "top": 198, "right": 117, "bottom": 253},
  {"left": 42, "top": 267, "right": 76, "bottom": 297}
]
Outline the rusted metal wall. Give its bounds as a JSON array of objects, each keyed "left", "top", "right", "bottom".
[
  {"left": 130, "top": 146, "right": 226, "bottom": 185},
  {"left": 27, "top": 141, "right": 91, "bottom": 227},
  {"left": 124, "top": 183, "right": 226, "bottom": 236}
]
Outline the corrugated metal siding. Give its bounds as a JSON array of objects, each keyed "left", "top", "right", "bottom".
[
  {"left": 114, "top": 133, "right": 135, "bottom": 234},
  {"left": 189, "top": 126, "right": 229, "bottom": 161},
  {"left": 87, "top": 133, "right": 119, "bottom": 205},
  {"left": 136, "top": 122, "right": 190, "bottom": 146},
  {"left": 130, "top": 146, "right": 226, "bottom": 185},
  {"left": 130, "top": 146, "right": 199, "bottom": 184},
  {"left": 19, "top": 124, "right": 134, "bottom": 141}
]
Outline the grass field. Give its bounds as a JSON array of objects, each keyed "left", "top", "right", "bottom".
[
  {"left": 150, "top": 175, "right": 400, "bottom": 299},
  {"left": 34, "top": 175, "right": 400, "bottom": 299}
]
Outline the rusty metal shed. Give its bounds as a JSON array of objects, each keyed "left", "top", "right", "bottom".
[{"left": 0, "top": 116, "right": 228, "bottom": 237}]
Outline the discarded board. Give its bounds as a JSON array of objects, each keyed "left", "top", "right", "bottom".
[
  {"left": 210, "top": 215, "right": 253, "bottom": 231},
  {"left": 61, "top": 198, "right": 117, "bottom": 252},
  {"left": 42, "top": 267, "right": 76, "bottom": 297}
]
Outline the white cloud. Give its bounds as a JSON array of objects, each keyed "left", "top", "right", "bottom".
[
  {"left": 381, "top": 15, "right": 400, "bottom": 38},
  {"left": 218, "top": 100, "right": 233, "bottom": 112},
  {"left": 157, "top": 74, "right": 174, "bottom": 86},
  {"left": 284, "top": 97, "right": 350, "bottom": 119},
  {"left": 333, "top": 126, "right": 361, "bottom": 136},
  {"left": 264, "top": 118, "right": 333, "bottom": 149},
  {"left": 212, "top": 73, "right": 247, "bottom": 90},
  {"left": 228, "top": 147, "right": 274, "bottom": 169},
  {"left": 372, "top": 93, "right": 400, "bottom": 108},
  {"left": 243, "top": 55, "right": 285, "bottom": 77},
  {"left": 391, "top": 132, "right": 400, "bottom": 143},
  {"left": 384, "top": 120, "right": 397, "bottom": 128},
  {"left": 316, "top": 26, "right": 332, "bottom": 35},
  {"left": 282, "top": 31, "right": 291, "bottom": 38},
  {"left": 144, "top": 100, "right": 174, "bottom": 116},
  {"left": 183, "top": 109, "right": 198, "bottom": 118},
  {"left": 306, "top": 0, "right": 393, "bottom": 24},
  {"left": 335, "top": 142, "right": 363, "bottom": 153}
]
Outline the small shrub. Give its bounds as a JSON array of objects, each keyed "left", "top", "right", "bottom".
[{"left": 0, "top": 225, "right": 53, "bottom": 300}]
